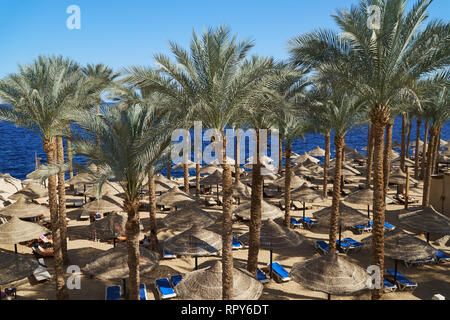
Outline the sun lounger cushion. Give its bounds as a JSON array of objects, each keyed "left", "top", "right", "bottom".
[
  {"left": 336, "top": 240, "right": 351, "bottom": 252},
  {"left": 170, "top": 275, "right": 182, "bottom": 287},
  {"left": 436, "top": 250, "right": 450, "bottom": 262},
  {"left": 290, "top": 217, "right": 302, "bottom": 228},
  {"left": 139, "top": 284, "right": 147, "bottom": 300},
  {"left": 155, "top": 278, "right": 176, "bottom": 299},
  {"left": 268, "top": 262, "right": 290, "bottom": 281},
  {"left": 106, "top": 285, "right": 121, "bottom": 300},
  {"left": 383, "top": 279, "right": 397, "bottom": 292},
  {"left": 232, "top": 236, "right": 243, "bottom": 249},
  {"left": 257, "top": 268, "right": 270, "bottom": 284},
  {"left": 33, "top": 266, "right": 51, "bottom": 282},
  {"left": 163, "top": 250, "right": 177, "bottom": 259},
  {"left": 386, "top": 269, "right": 417, "bottom": 290}
]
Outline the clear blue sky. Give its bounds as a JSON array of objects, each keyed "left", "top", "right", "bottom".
[{"left": 0, "top": 0, "right": 448, "bottom": 79}]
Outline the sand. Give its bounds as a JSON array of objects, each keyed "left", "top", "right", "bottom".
[{"left": 1, "top": 171, "right": 449, "bottom": 300}]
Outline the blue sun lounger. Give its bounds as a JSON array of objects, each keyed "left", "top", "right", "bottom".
[
  {"left": 343, "top": 238, "right": 363, "bottom": 250},
  {"left": 290, "top": 217, "right": 302, "bottom": 228},
  {"left": 404, "top": 256, "right": 435, "bottom": 268},
  {"left": 353, "top": 224, "right": 372, "bottom": 234},
  {"left": 268, "top": 262, "right": 290, "bottom": 282},
  {"left": 139, "top": 284, "right": 148, "bottom": 300},
  {"left": 386, "top": 269, "right": 417, "bottom": 291},
  {"left": 336, "top": 240, "right": 351, "bottom": 253},
  {"left": 383, "top": 279, "right": 397, "bottom": 293},
  {"left": 435, "top": 250, "right": 450, "bottom": 263},
  {"left": 316, "top": 240, "right": 330, "bottom": 255},
  {"left": 163, "top": 250, "right": 177, "bottom": 259},
  {"left": 170, "top": 274, "right": 182, "bottom": 287},
  {"left": 155, "top": 278, "right": 177, "bottom": 299},
  {"left": 368, "top": 221, "right": 396, "bottom": 231},
  {"left": 299, "top": 217, "right": 318, "bottom": 229},
  {"left": 257, "top": 268, "right": 270, "bottom": 284},
  {"left": 232, "top": 236, "right": 243, "bottom": 250},
  {"left": 105, "top": 285, "right": 121, "bottom": 300}
]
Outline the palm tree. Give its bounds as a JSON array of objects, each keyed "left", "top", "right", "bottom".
[
  {"left": 70, "top": 95, "right": 180, "bottom": 299},
  {"left": 130, "top": 26, "right": 271, "bottom": 299},
  {"left": 289, "top": 0, "right": 449, "bottom": 299},
  {"left": 0, "top": 55, "right": 86, "bottom": 299}
]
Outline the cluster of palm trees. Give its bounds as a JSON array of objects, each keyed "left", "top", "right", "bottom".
[{"left": 0, "top": 0, "right": 448, "bottom": 300}]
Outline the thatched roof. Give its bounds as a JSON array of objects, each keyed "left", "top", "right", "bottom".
[
  {"left": 161, "top": 206, "right": 218, "bottom": 230},
  {"left": 344, "top": 188, "right": 374, "bottom": 206},
  {"left": 81, "top": 197, "right": 122, "bottom": 213},
  {"left": 200, "top": 164, "right": 223, "bottom": 176},
  {"left": 174, "top": 260, "right": 263, "bottom": 300},
  {"left": 362, "top": 229, "right": 437, "bottom": 261},
  {"left": 294, "top": 152, "right": 320, "bottom": 164},
  {"left": 233, "top": 200, "right": 283, "bottom": 221},
  {"left": 0, "top": 173, "right": 22, "bottom": 196},
  {"left": 0, "top": 195, "right": 49, "bottom": 218},
  {"left": 8, "top": 183, "right": 48, "bottom": 200},
  {"left": 308, "top": 146, "right": 326, "bottom": 157},
  {"left": 328, "top": 164, "right": 360, "bottom": 176},
  {"left": 293, "top": 165, "right": 313, "bottom": 177},
  {"left": 163, "top": 225, "right": 222, "bottom": 256},
  {"left": 398, "top": 206, "right": 450, "bottom": 234},
  {"left": 313, "top": 203, "right": 369, "bottom": 227},
  {"left": 0, "top": 216, "right": 49, "bottom": 244},
  {"left": 200, "top": 169, "right": 223, "bottom": 185},
  {"left": 84, "top": 182, "right": 123, "bottom": 198},
  {"left": 273, "top": 172, "right": 310, "bottom": 189},
  {"left": 389, "top": 168, "right": 418, "bottom": 185},
  {"left": 288, "top": 184, "right": 326, "bottom": 203},
  {"left": 238, "top": 219, "right": 303, "bottom": 249},
  {"left": 231, "top": 181, "right": 252, "bottom": 199},
  {"left": 290, "top": 254, "right": 369, "bottom": 295},
  {"left": 173, "top": 160, "right": 197, "bottom": 170},
  {"left": 88, "top": 212, "right": 131, "bottom": 239},
  {"left": 68, "top": 172, "right": 96, "bottom": 185},
  {"left": 0, "top": 250, "right": 39, "bottom": 285},
  {"left": 156, "top": 186, "right": 196, "bottom": 207},
  {"left": 82, "top": 246, "right": 159, "bottom": 280}
]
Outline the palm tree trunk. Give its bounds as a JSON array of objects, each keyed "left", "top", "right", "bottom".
[
  {"left": 370, "top": 108, "right": 389, "bottom": 300},
  {"left": 284, "top": 142, "right": 292, "bottom": 227},
  {"left": 56, "top": 137, "right": 68, "bottom": 264},
  {"left": 167, "top": 152, "right": 172, "bottom": 179},
  {"left": 405, "top": 118, "right": 412, "bottom": 160},
  {"left": 247, "top": 130, "right": 262, "bottom": 275},
  {"left": 235, "top": 131, "right": 240, "bottom": 184},
  {"left": 43, "top": 137, "right": 67, "bottom": 300},
  {"left": 423, "top": 126, "right": 436, "bottom": 208},
  {"left": 432, "top": 124, "right": 442, "bottom": 174},
  {"left": 183, "top": 163, "right": 189, "bottom": 194},
  {"left": 383, "top": 121, "right": 393, "bottom": 198},
  {"left": 124, "top": 197, "right": 141, "bottom": 300},
  {"left": 148, "top": 166, "right": 157, "bottom": 238},
  {"left": 195, "top": 163, "right": 201, "bottom": 198},
  {"left": 421, "top": 121, "right": 429, "bottom": 179},
  {"left": 328, "top": 135, "right": 344, "bottom": 255},
  {"left": 323, "top": 131, "right": 330, "bottom": 198},
  {"left": 221, "top": 133, "right": 234, "bottom": 300},
  {"left": 365, "top": 124, "right": 374, "bottom": 187},
  {"left": 278, "top": 136, "right": 283, "bottom": 175},
  {"left": 67, "top": 125, "right": 73, "bottom": 180},
  {"left": 400, "top": 113, "right": 407, "bottom": 171},
  {"left": 414, "top": 119, "right": 422, "bottom": 179}
]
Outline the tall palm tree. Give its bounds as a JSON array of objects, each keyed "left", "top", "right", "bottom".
[
  {"left": 289, "top": 0, "right": 449, "bottom": 299},
  {"left": 130, "top": 26, "right": 271, "bottom": 299},
  {"left": 70, "top": 96, "right": 179, "bottom": 299},
  {"left": 0, "top": 55, "right": 85, "bottom": 299}
]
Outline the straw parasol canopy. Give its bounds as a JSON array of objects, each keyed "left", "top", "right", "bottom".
[
  {"left": 246, "top": 154, "right": 274, "bottom": 165},
  {"left": 163, "top": 225, "right": 222, "bottom": 256},
  {"left": 389, "top": 168, "right": 418, "bottom": 185},
  {"left": 161, "top": 206, "right": 218, "bottom": 230},
  {"left": 8, "top": 183, "right": 48, "bottom": 200},
  {"left": 200, "top": 169, "right": 223, "bottom": 185},
  {"left": 392, "top": 140, "right": 401, "bottom": 148},
  {"left": 308, "top": 146, "right": 326, "bottom": 157},
  {"left": 238, "top": 219, "right": 303, "bottom": 249},
  {"left": 294, "top": 152, "right": 320, "bottom": 165},
  {"left": 0, "top": 250, "right": 39, "bottom": 285},
  {"left": 345, "top": 148, "right": 366, "bottom": 161},
  {"left": 391, "top": 157, "right": 415, "bottom": 168},
  {"left": 88, "top": 212, "right": 129, "bottom": 239},
  {"left": 313, "top": 203, "right": 369, "bottom": 228},
  {"left": 290, "top": 254, "right": 370, "bottom": 296},
  {"left": 199, "top": 164, "right": 223, "bottom": 176},
  {"left": 173, "top": 160, "right": 197, "bottom": 170},
  {"left": 398, "top": 206, "right": 450, "bottom": 235},
  {"left": 174, "top": 260, "right": 263, "bottom": 300},
  {"left": 289, "top": 183, "right": 326, "bottom": 204},
  {"left": 81, "top": 196, "right": 123, "bottom": 213},
  {"left": 232, "top": 181, "right": 252, "bottom": 200},
  {"left": 156, "top": 186, "right": 196, "bottom": 207},
  {"left": 0, "top": 195, "right": 49, "bottom": 218},
  {"left": 273, "top": 172, "right": 310, "bottom": 189},
  {"left": 154, "top": 174, "right": 179, "bottom": 188},
  {"left": 293, "top": 164, "right": 313, "bottom": 177},
  {"left": 233, "top": 200, "right": 283, "bottom": 221},
  {"left": 210, "top": 156, "right": 236, "bottom": 166},
  {"left": 84, "top": 182, "right": 123, "bottom": 198},
  {"left": 68, "top": 172, "right": 96, "bottom": 185},
  {"left": 362, "top": 229, "right": 437, "bottom": 261},
  {"left": 0, "top": 173, "right": 22, "bottom": 196},
  {"left": 0, "top": 216, "right": 49, "bottom": 244},
  {"left": 328, "top": 164, "right": 360, "bottom": 176},
  {"left": 344, "top": 188, "right": 374, "bottom": 206},
  {"left": 82, "top": 246, "right": 160, "bottom": 280}
]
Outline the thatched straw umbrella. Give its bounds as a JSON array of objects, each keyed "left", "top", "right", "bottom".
[
  {"left": 199, "top": 164, "right": 223, "bottom": 176},
  {"left": 294, "top": 152, "right": 320, "bottom": 165},
  {"left": 233, "top": 200, "right": 283, "bottom": 221},
  {"left": 308, "top": 146, "right": 326, "bottom": 157},
  {"left": 173, "top": 160, "right": 197, "bottom": 170},
  {"left": 0, "top": 250, "right": 39, "bottom": 286},
  {"left": 210, "top": 156, "right": 236, "bottom": 166},
  {"left": 231, "top": 181, "right": 252, "bottom": 204},
  {"left": 0, "top": 173, "right": 21, "bottom": 197},
  {"left": 273, "top": 172, "right": 310, "bottom": 190},
  {"left": 389, "top": 168, "right": 418, "bottom": 186},
  {"left": 0, "top": 217, "right": 49, "bottom": 253},
  {"left": 0, "top": 195, "right": 49, "bottom": 219},
  {"left": 293, "top": 164, "right": 313, "bottom": 177},
  {"left": 362, "top": 229, "right": 437, "bottom": 281},
  {"left": 290, "top": 254, "right": 369, "bottom": 300},
  {"left": 313, "top": 202, "right": 369, "bottom": 250},
  {"left": 8, "top": 183, "right": 48, "bottom": 201},
  {"left": 88, "top": 212, "right": 130, "bottom": 246},
  {"left": 398, "top": 206, "right": 450, "bottom": 242},
  {"left": 81, "top": 196, "right": 122, "bottom": 214},
  {"left": 200, "top": 170, "right": 223, "bottom": 201},
  {"left": 68, "top": 172, "right": 96, "bottom": 186},
  {"left": 155, "top": 186, "right": 196, "bottom": 209},
  {"left": 344, "top": 188, "right": 375, "bottom": 219},
  {"left": 163, "top": 225, "right": 222, "bottom": 269},
  {"left": 288, "top": 183, "right": 326, "bottom": 219},
  {"left": 328, "top": 165, "right": 360, "bottom": 176},
  {"left": 84, "top": 182, "right": 123, "bottom": 198},
  {"left": 174, "top": 260, "right": 263, "bottom": 300},
  {"left": 238, "top": 219, "right": 303, "bottom": 277},
  {"left": 392, "top": 140, "right": 401, "bottom": 148},
  {"left": 161, "top": 206, "right": 218, "bottom": 230}
]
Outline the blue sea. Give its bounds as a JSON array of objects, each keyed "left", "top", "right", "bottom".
[{"left": 0, "top": 108, "right": 448, "bottom": 181}]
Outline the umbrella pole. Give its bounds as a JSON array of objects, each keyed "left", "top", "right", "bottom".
[
  {"left": 327, "top": 293, "right": 331, "bottom": 300},
  {"left": 122, "top": 278, "right": 127, "bottom": 299},
  {"left": 14, "top": 244, "right": 17, "bottom": 254},
  {"left": 338, "top": 225, "right": 342, "bottom": 251},
  {"left": 195, "top": 256, "right": 198, "bottom": 270},
  {"left": 84, "top": 184, "right": 87, "bottom": 203},
  {"left": 270, "top": 248, "right": 273, "bottom": 280},
  {"left": 113, "top": 238, "right": 116, "bottom": 248},
  {"left": 426, "top": 232, "right": 430, "bottom": 243},
  {"left": 303, "top": 202, "right": 306, "bottom": 219},
  {"left": 367, "top": 204, "right": 370, "bottom": 220},
  {"left": 394, "top": 260, "right": 398, "bottom": 282},
  {"left": 216, "top": 184, "right": 219, "bottom": 202}
]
